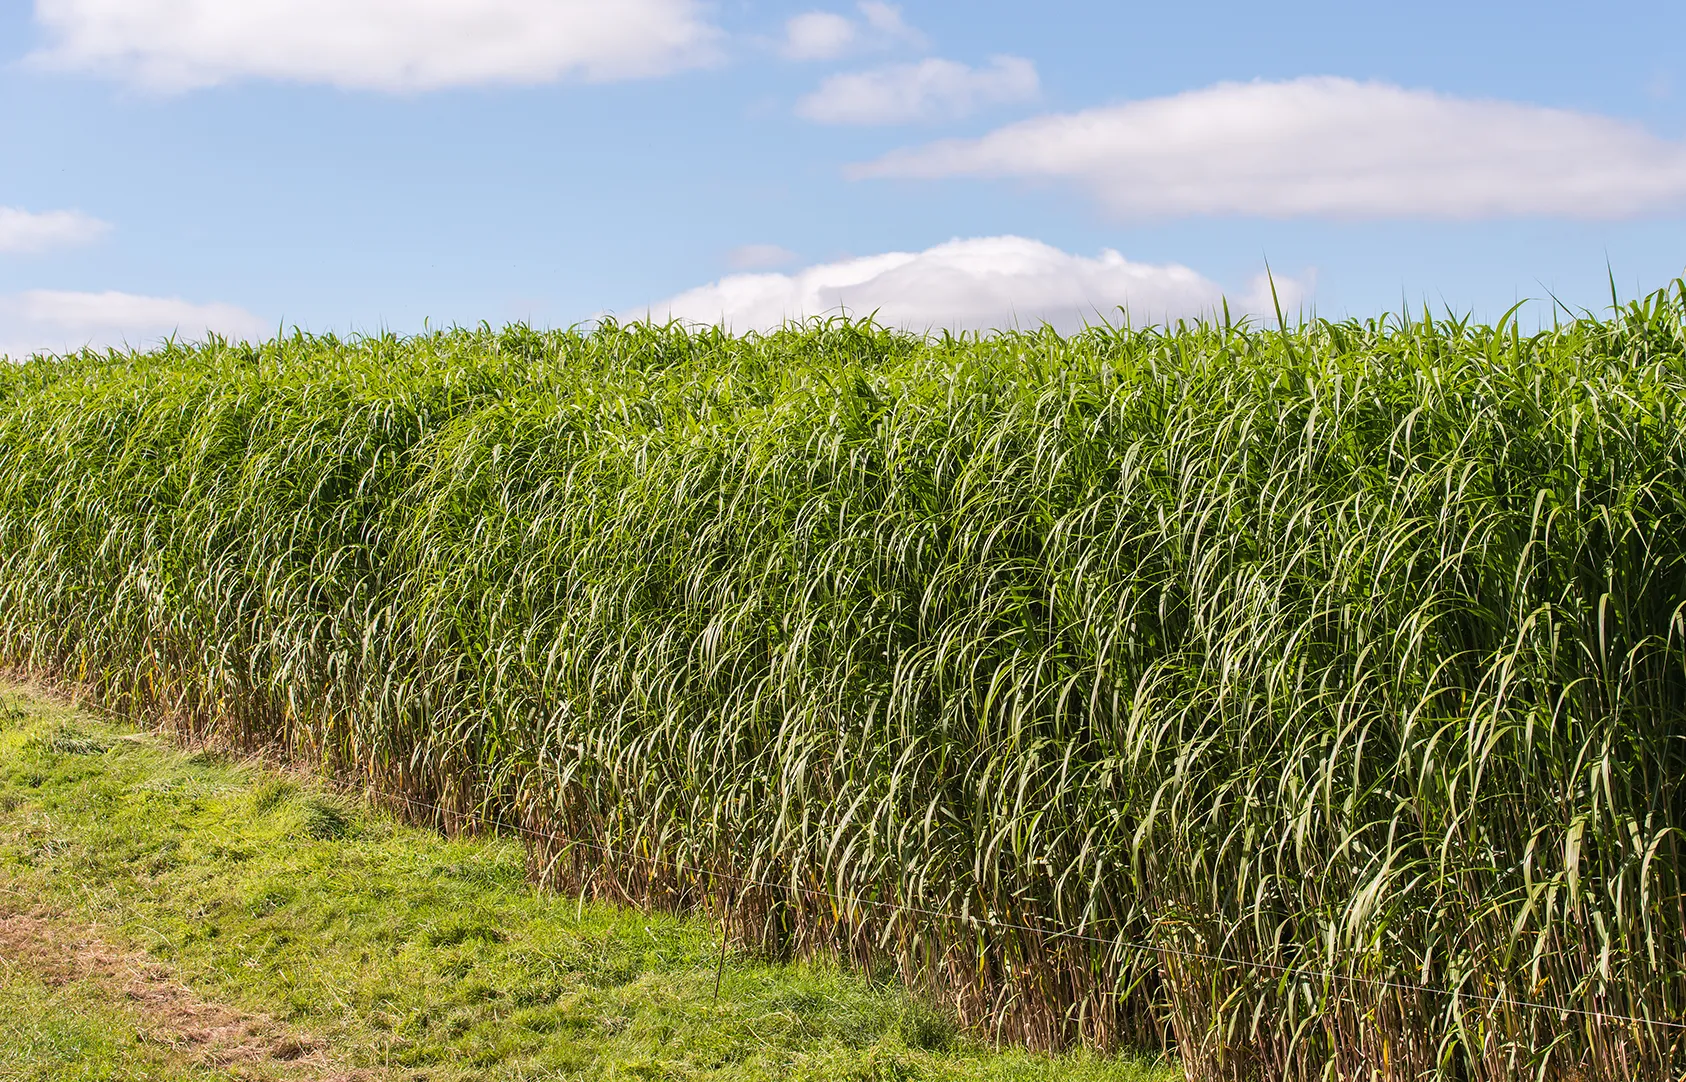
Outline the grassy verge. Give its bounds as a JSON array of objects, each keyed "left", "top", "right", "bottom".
[
  {"left": 0, "top": 967, "right": 224, "bottom": 1082},
  {"left": 0, "top": 680, "right": 1174, "bottom": 1082}
]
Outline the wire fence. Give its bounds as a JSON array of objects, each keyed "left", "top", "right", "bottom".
[{"left": 50, "top": 689, "right": 1686, "bottom": 1039}]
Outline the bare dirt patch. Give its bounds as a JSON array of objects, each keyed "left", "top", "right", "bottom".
[{"left": 0, "top": 888, "right": 368, "bottom": 1080}]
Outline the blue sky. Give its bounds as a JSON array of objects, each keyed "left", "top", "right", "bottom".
[{"left": 2, "top": 0, "right": 1685, "bottom": 354}]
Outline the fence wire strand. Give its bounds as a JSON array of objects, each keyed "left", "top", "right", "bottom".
[{"left": 63, "top": 692, "right": 1686, "bottom": 1038}]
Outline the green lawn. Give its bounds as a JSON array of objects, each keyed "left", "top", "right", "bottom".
[{"left": 0, "top": 680, "right": 1175, "bottom": 1082}]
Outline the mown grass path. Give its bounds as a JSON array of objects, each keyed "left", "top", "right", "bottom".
[
  {"left": 0, "top": 680, "right": 1174, "bottom": 1082},
  {"left": 0, "top": 894, "right": 346, "bottom": 1080}
]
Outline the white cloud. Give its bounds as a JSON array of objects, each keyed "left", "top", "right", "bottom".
[
  {"left": 798, "top": 56, "right": 1038, "bottom": 125},
  {"left": 780, "top": 12, "right": 858, "bottom": 61},
  {"left": 857, "top": 1, "right": 919, "bottom": 41},
  {"left": 726, "top": 244, "right": 800, "bottom": 270},
  {"left": 0, "top": 290, "right": 268, "bottom": 360},
  {"left": 854, "top": 76, "right": 1686, "bottom": 219},
  {"left": 777, "top": 2, "right": 922, "bottom": 62},
  {"left": 29, "top": 0, "right": 723, "bottom": 92},
  {"left": 0, "top": 206, "right": 111, "bottom": 254},
  {"left": 639, "top": 236, "right": 1310, "bottom": 334}
]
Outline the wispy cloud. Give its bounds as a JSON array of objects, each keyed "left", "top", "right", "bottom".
[
  {"left": 640, "top": 236, "right": 1311, "bottom": 334},
  {"left": 0, "top": 289, "right": 268, "bottom": 360},
  {"left": 780, "top": 12, "right": 858, "bottom": 61},
  {"left": 798, "top": 56, "right": 1038, "bottom": 125},
  {"left": 854, "top": 76, "right": 1686, "bottom": 219},
  {"left": 777, "top": 2, "right": 923, "bottom": 61},
  {"left": 855, "top": 2, "right": 922, "bottom": 46},
  {"left": 0, "top": 206, "right": 111, "bottom": 254},
  {"left": 30, "top": 0, "right": 724, "bottom": 92}
]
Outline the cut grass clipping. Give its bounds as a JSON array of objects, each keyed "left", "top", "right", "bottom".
[
  {"left": 2, "top": 284, "right": 1685, "bottom": 1080},
  {"left": 0, "top": 683, "right": 1160, "bottom": 1081}
]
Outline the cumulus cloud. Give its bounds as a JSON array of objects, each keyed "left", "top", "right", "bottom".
[
  {"left": 0, "top": 290, "right": 268, "bottom": 360},
  {"left": 0, "top": 206, "right": 111, "bottom": 254},
  {"left": 639, "top": 236, "right": 1310, "bottom": 334},
  {"left": 854, "top": 76, "right": 1686, "bottom": 219},
  {"left": 725, "top": 244, "right": 801, "bottom": 271},
  {"left": 798, "top": 56, "right": 1038, "bottom": 125},
  {"left": 29, "top": 0, "right": 723, "bottom": 92},
  {"left": 777, "top": 2, "right": 922, "bottom": 61}
]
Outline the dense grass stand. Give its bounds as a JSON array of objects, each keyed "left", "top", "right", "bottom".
[{"left": 3, "top": 288, "right": 1685, "bottom": 1081}]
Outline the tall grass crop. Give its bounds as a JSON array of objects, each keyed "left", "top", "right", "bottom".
[{"left": 2, "top": 285, "right": 1685, "bottom": 1080}]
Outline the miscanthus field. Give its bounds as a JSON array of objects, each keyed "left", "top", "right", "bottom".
[{"left": 2, "top": 284, "right": 1685, "bottom": 1082}]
